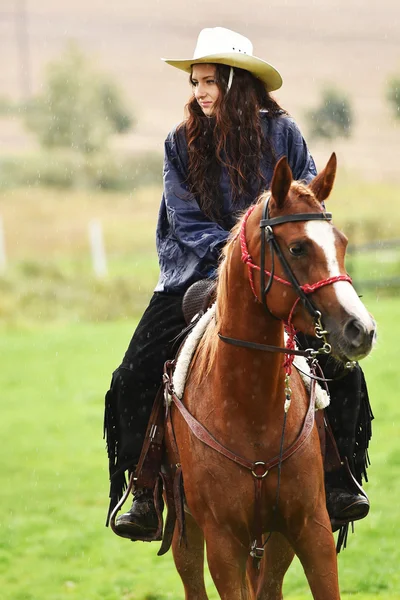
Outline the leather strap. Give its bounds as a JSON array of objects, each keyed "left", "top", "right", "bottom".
[
  {"left": 218, "top": 332, "right": 313, "bottom": 357},
  {"left": 157, "top": 472, "right": 176, "bottom": 556},
  {"left": 135, "top": 384, "right": 165, "bottom": 490},
  {"left": 165, "top": 360, "right": 317, "bottom": 559},
  {"left": 324, "top": 417, "right": 343, "bottom": 473},
  {"left": 260, "top": 211, "right": 332, "bottom": 228},
  {"left": 167, "top": 364, "right": 316, "bottom": 477},
  {"left": 242, "top": 198, "right": 346, "bottom": 323}
]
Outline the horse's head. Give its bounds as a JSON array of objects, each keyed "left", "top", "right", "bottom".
[{"left": 246, "top": 154, "right": 376, "bottom": 363}]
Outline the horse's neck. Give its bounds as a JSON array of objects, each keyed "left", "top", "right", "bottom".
[
  {"left": 211, "top": 274, "right": 291, "bottom": 445},
  {"left": 195, "top": 234, "right": 305, "bottom": 451},
  {"left": 218, "top": 296, "right": 284, "bottom": 353},
  {"left": 218, "top": 236, "right": 285, "bottom": 353},
  {"left": 216, "top": 254, "right": 287, "bottom": 396}
]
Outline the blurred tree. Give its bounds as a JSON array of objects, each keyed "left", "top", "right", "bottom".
[
  {"left": 306, "top": 86, "right": 353, "bottom": 141},
  {"left": 0, "top": 96, "right": 17, "bottom": 116},
  {"left": 386, "top": 76, "right": 400, "bottom": 119},
  {"left": 24, "top": 43, "right": 134, "bottom": 154}
]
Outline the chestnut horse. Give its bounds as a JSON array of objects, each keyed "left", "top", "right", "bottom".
[{"left": 166, "top": 154, "right": 376, "bottom": 600}]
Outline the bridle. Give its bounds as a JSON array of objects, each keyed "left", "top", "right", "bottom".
[{"left": 227, "top": 195, "right": 353, "bottom": 359}]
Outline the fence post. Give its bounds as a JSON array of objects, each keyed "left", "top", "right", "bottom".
[
  {"left": 0, "top": 216, "right": 6, "bottom": 273},
  {"left": 88, "top": 219, "right": 108, "bottom": 277}
]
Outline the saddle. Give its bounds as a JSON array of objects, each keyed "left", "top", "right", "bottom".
[
  {"left": 182, "top": 278, "right": 217, "bottom": 325},
  {"left": 110, "top": 280, "right": 367, "bottom": 554}
]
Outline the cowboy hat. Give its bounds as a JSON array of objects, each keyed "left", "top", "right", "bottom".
[{"left": 162, "top": 27, "right": 283, "bottom": 92}]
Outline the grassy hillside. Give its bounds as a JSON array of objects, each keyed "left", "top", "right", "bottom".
[{"left": 0, "top": 294, "right": 399, "bottom": 599}]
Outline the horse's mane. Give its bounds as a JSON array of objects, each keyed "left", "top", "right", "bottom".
[
  {"left": 189, "top": 222, "right": 239, "bottom": 385},
  {"left": 191, "top": 183, "right": 319, "bottom": 385}
]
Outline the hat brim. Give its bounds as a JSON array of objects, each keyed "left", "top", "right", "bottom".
[{"left": 162, "top": 52, "right": 282, "bottom": 92}]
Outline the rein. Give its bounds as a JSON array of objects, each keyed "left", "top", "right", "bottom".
[{"left": 218, "top": 333, "right": 315, "bottom": 357}]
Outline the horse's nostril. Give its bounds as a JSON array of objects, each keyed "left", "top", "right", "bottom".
[{"left": 343, "top": 318, "right": 365, "bottom": 348}]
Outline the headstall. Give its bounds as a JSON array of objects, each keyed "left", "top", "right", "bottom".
[{"left": 219, "top": 195, "right": 355, "bottom": 397}]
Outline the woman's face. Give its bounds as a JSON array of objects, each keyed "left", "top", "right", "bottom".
[{"left": 191, "top": 64, "right": 220, "bottom": 116}]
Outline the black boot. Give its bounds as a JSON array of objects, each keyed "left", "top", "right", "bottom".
[
  {"left": 326, "top": 487, "right": 369, "bottom": 527},
  {"left": 114, "top": 488, "right": 159, "bottom": 540},
  {"left": 325, "top": 469, "right": 369, "bottom": 529}
]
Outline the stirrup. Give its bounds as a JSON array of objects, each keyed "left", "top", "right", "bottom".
[{"left": 109, "top": 474, "right": 163, "bottom": 542}]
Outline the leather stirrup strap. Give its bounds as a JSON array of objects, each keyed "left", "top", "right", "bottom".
[{"left": 135, "top": 384, "right": 165, "bottom": 489}]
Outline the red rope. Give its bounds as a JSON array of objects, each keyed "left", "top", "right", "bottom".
[
  {"left": 301, "top": 275, "right": 352, "bottom": 293},
  {"left": 240, "top": 205, "right": 259, "bottom": 298},
  {"left": 240, "top": 206, "right": 292, "bottom": 298},
  {"left": 283, "top": 298, "right": 301, "bottom": 376}
]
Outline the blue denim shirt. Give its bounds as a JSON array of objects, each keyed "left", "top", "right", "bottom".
[{"left": 155, "top": 113, "right": 317, "bottom": 293}]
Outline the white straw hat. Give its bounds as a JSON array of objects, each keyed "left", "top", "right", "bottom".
[{"left": 162, "top": 27, "right": 283, "bottom": 92}]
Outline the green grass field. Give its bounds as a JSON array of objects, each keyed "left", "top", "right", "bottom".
[
  {"left": 0, "top": 176, "right": 399, "bottom": 598},
  {"left": 0, "top": 293, "right": 399, "bottom": 599}
]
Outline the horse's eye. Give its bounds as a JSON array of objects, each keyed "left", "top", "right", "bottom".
[{"left": 289, "top": 244, "right": 306, "bottom": 257}]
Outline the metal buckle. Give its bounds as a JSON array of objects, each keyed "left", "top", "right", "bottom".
[
  {"left": 149, "top": 424, "right": 158, "bottom": 441},
  {"left": 251, "top": 461, "right": 269, "bottom": 479},
  {"left": 308, "top": 342, "right": 332, "bottom": 358},
  {"left": 319, "top": 342, "right": 332, "bottom": 354},
  {"left": 315, "top": 327, "right": 329, "bottom": 339},
  {"left": 312, "top": 312, "right": 332, "bottom": 356},
  {"left": 314, "top": 311, "right": 327, "bottom": 337},
  {"left": 345, "top": 361, "right": 357, "bottom": 370},
  {"left": 163, "top": 371, "right": 173, "bottom": 406},
  {"left": 250, "top": 541, "right": 265, "bottom": 559},
  {"left": 264, "top": 225, "right": 274, "bottom": 241}
]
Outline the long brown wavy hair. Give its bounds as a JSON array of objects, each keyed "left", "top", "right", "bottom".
[{"left": 179, "top": 64, "right": 287, "bottom": 223}]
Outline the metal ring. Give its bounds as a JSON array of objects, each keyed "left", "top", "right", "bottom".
[
  {"left": 251, "top": 461, "right": 269, "bottom": 479},
  {"left": 321, "top": 343, "right": 332, "bottom": 354}
]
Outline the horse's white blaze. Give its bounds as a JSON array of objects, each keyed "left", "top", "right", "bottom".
[{"left": 305, "top": 221, "right": 374, "bottom": 330}]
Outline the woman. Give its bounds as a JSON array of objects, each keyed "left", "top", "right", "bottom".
[{"left": 104, "top": 27, "right": 372, "bottom": 541}]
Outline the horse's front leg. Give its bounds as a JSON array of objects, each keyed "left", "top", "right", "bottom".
[
  {"left": 172, "top": 511, "right": 209, "bottom": 600},
  {"left": 255, "top": 532, "right": 295, "bottom": 600},
  {"left": 204, "top": 521, "right": 255, "bottom": 600},
  {"left": 289, "top": 505, "right": 340, "bottom": 600}
]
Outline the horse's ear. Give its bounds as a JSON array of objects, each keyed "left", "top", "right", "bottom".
[
  {"left": 309, "top": 153, "right": 337, "bottom": 203},
  {"left": 271, "top": 156, "right": 293, "bottom": 209}
]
